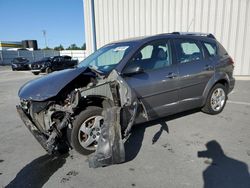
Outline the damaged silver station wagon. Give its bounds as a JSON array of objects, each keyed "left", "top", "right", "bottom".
[{"left": 17, "top": 32, "right": 235, "bottom": 168}]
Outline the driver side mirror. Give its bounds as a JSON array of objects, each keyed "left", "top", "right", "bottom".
[{"left": 122, "top": 64, "right": 144, "bottom": 76}]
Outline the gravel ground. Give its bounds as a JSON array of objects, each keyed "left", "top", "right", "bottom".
[{"left": 0, "top": 66, "right": 250, "bottom": 188}]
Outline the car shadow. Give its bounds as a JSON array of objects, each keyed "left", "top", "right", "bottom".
[
  {"left": 6, "top": 153, "right": 69, "bottom": 188},
  {"left": 198, "top": 140, "right": 250, "bottom": 188},
  {"left": 124, "top": 108, "right": 200, "bottom": 162}
]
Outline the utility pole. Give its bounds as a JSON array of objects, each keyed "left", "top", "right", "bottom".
[{"left": 42, "top": 30, "right": 48, "bottom": 48}]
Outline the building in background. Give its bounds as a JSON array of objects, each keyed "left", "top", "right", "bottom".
[
  {"left": 0, "top": 40, "right": 38, "bottom": 51},
  {"left": 0, "top": 41, "right": 22, "bottom": 50},
  {"left": 84, "top": 0, "right": 250, "bottom": 76},
  {"left": 0, "top": 39, "right": 87, "bottom": 65}
]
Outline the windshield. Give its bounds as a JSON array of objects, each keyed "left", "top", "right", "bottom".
[
  {"left": 13, "top": 57, "right": 27, "bottom": 63},
  {"left": 78, "top": 43, "right": 133, "bottom": 73}
]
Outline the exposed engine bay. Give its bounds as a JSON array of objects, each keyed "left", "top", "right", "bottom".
[{"left": 17, "top": 67, "right": 147, "bottom": 168}]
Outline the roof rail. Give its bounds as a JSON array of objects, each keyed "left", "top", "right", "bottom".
[{"left": 171, "top": 32, "right": 215, "bottom": 39}]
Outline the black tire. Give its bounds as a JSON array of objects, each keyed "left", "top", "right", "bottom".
[
  {"left": 202, "top": 83, "right": 227, "bottom": 115},
  {"left": 46, "top": 67, "right": 52, "bottom": 74},
  {"left": 70, "top": 106, "right": 103, "bottom": 155},
  {"left": 32, "top": 72, "right": 39, "bottom": 75}
]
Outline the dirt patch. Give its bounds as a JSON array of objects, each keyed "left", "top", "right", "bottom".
[
  {"left": 162, "top": 143, "right": 174, "bottom": 153},
  {"left": 61, "top": 170, "right": 79, "bottom": 183}
]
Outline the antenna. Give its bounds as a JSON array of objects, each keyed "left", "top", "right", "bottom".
[{"left": 187, "top": 18, "right": 194, "bottom": 32}]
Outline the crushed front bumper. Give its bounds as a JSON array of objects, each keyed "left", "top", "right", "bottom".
[{"left": 16, "top": 105, "right": 53, "bottom": 154}]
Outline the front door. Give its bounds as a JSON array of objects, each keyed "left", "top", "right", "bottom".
[{"left": 122, "top": 39, "right": 180, "bottom": 119}]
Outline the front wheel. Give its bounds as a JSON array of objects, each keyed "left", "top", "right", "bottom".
[
  {"left": 202, "top": 83, "right": 227, "bottom": 115},
  {"left": 70, "top": 106, "right": 103, "bottom": 155}
]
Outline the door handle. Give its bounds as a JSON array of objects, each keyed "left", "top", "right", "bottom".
[
  {"left": 165, "top": 72, "right": 177, "bottom": 78},
  {"left": 204, "top": 65, "right": 214, "bottom": 71}
]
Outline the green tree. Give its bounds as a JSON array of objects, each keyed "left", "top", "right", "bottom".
[
  {"left": 43, "top": 47, "right": 52, "bottom": 50},
  {"left": 54, "top": 44, "right": 64, "bottom": 51},
  {"left": 81, "top": 43, "right": 86, "bottom": 50},
  {"left": 66, "top": 44, "right": 81, "bottom": 50}
]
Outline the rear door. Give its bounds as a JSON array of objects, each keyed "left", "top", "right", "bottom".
[
  {"left": 58, "top": 57, "right": 66, "bottom": 70},
  {"left": 51, "top": 57, "right": 62, "bottom": 70},
  {"left": 63, "top": 56, "right": 74, "bottom": 68},
  {"left": 174, "top": 38, "right": 215, "bottom": 111},
  {"left": 122, "top": 39, "right": 180, "bottom": 119}
]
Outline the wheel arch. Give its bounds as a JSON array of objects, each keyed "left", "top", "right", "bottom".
[{"left": 202, "top": 72, "right": 230, "bottom": 106}]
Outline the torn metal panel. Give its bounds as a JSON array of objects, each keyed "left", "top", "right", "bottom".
[
  {"left": 124, "top": 101, "right": 138, "bottom": 137},
  {"left": 107, "top": 70, "right": 137, "bottom": 107},
  {"left": 80, "top": 70, "right": 138, "bottom": 107},
  {"left": 88, "top": 107, "right": 125, "bottom": 168},
  {"left": 80, "top": 82, "right": 113, "bottom": 101},
  {"left": 16, "top": 105, "right": 53, "bottom": 154},
  {"left": 85, "top": 70, "right": 141, "bottom": 167}
]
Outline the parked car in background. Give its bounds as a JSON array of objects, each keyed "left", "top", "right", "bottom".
[
  {"left": 17, "top": 32, "right": 235, "bottom": 162},
  {"left": 30, "top": 56, "right": 78, "bottom": 75},
  {"left": 11, "top": 57, "right": 30, "bottom": 71}
]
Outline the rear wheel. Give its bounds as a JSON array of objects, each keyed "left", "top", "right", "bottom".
[
  {"left": 202, "top": 83, "right": 227, "bottom": 115},
  {"left": 70, "top": 106, "right": 103, "bottom": 155}
]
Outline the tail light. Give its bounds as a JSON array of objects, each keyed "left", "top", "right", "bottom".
[{"left": 229, "top": 57, "right": 235, "bottom": 65}]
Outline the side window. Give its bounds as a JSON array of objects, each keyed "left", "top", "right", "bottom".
[
  {"left": 175, "top": 39, "right": 203, "bottom": 63},
  {"left": 203, "top": 42, "right": 217, "bottom": 57},
  {"left": 53, "top": 57, "right": 59, "bottom": 62},
  {"left": 140, "top": 45, "right": 153, "bottom": 59},
  {"left": 125, "top": 40, "right": 172, "bottom": 72}
]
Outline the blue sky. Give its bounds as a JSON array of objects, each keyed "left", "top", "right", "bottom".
[{"left": 0, "top": 0, "right": 85, "bottom": 48}]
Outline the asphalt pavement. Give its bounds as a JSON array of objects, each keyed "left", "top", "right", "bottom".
[{"left": 0, "top": 66, "right": 250, "bottom": 188}]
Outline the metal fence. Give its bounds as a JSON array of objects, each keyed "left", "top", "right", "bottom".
[
  {"left": 0, "top": 50, "right": 59, "bottom": 65},
  {"left": 0, "top": 50, "right": 87, "bottom": 65}
]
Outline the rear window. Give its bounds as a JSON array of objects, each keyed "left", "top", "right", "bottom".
[{"left": 64, "top": 56, "right": 71, "bottom": 60}]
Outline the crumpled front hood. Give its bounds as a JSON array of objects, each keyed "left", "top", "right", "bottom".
[{"left": 18, "top": 67, "right": 87, "bottom": 101}]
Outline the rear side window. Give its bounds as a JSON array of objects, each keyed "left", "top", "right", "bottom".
[
  {"left": 175, "top": 39, "right": 203, "bottom": 63},
  {"left": 203, "top": 42, "right": 217, "bottom": 56}
]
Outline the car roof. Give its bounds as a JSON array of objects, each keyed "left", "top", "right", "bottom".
[{"left": 110, "top": 32, "right": 217, "bottom": 45}]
